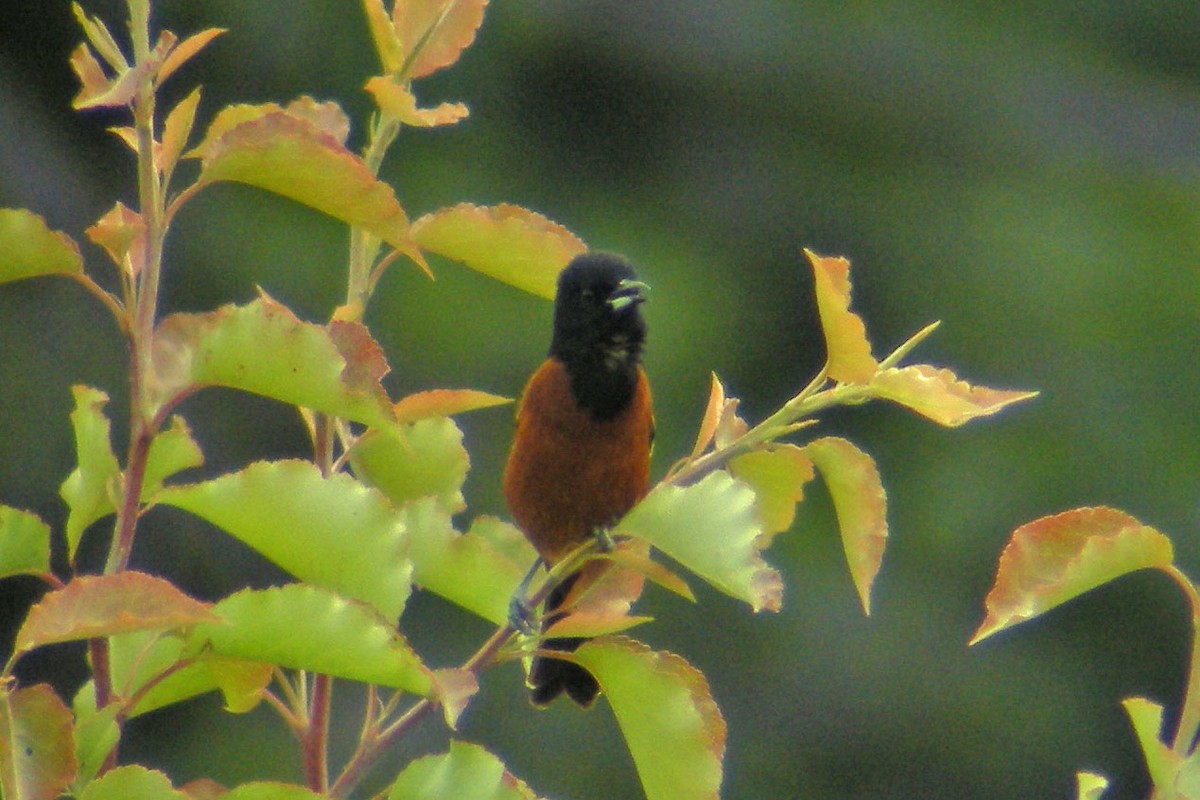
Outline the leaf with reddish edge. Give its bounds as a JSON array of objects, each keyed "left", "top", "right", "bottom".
[
  {"left": 156, "top": 28, "right": 226, "bottom": 87},
  {"left": 430, "top": 670, "right": 479, "bottom": 731},
  {"left": 68, "top": 43, "right": 110, "bottom": 107},
  {"left": 193, "top": 112, "right": 423, "bottom": 269},
  {"left": 730, "top": 444, "right": 815, "bottom": 541},
  {"left": 803, "top": 436, "right": 888, "bottom": 615},
  {"left": 971, "top": 507, "right": 1174, "bottom": 645},
  {"left": 0, "top": 506, "right": 52, "bottom": 581},
  {"left": 73, "top": 32, "right": 174, "bottom": 110},
  {"left": 0, "top": 209, "right": 83, "bottom": 284},
  {"left": 393, "top": 389, "right": 511, "bottom": 423},
  {"left": 0, "top": 684, "right": 77, "bottom": 800},
  {"left": 187, "top": 99, "right": 350, "bottom": 158},
  {"left": 573, "top": 637, "right": 725, "bottom": 800},
  {"left": 393, "top": 0, "right": 490, "bottom": 80},
  {"left": 14, "top": 572, "right": 218, "bottom": 658},
  {"left": 411, "top": 204, "right": 586, "bottom": 299},
  {"left": 805, "top": 249, "right": 877, "bottom": 384},
  {"left": 365, "top": 76, "right": 469, "bottom": 128},
  {"left": 546, "top": 553, "right": 651, "bottom": 639},
  {"left": 387, "top": 740, "right": 539, "bottom": 800},
  {"left": 86, "top": 202, "right": 146, "bottom": 276},
  {"left": 871, "top": 365, "right": 1038, "bottom": 427}
]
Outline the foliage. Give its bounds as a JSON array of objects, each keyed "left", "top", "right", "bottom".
[{"left": 0, "top": 2, "right": 1035, "bottom": 798}]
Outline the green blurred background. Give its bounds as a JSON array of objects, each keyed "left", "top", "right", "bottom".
[{"left": 2, "top": 1, "right": 1199, "bottom": 798}]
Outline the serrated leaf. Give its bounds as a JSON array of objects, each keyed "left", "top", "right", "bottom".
[
  {"left": 803, "top": 436, "right": 888, "bottom": 615},
  {"left": 871, "top": 365, "right": 1038, "bottom": 427},
  {"left": 157, "top": 460, "right": 412, "bottom": 619},
  {"left": 0, "top": 506, "right": 52, "bottom": 580},
  {"left": 393, "top": 0, "right": 490, "bottom": 80},
  {"left": 151, "top": 293, "right": 396, "bottom": 428},
  {"left": 15, "top": 572, "right": 218, "bottom": 656},
  {"left": 1122, "top": 697, "right": 1179, "bottom": 792},
  {"left": 403, "top": 498, "right": 524, "bottom": 626},
  {"left": 157, "top": 28, "right": 226, "bottom": 87},
  {"left": 59, "top": 385, "right": 121, "bottom": 560},
  {"left": 0, "top": 209, "right": 83, "bottom": 284},
  {"left": 411, "top": 204, "right": 586, "bottom": 299},
  {"left": 193, "top": 112, "right": 421, "bottom": 264},
  {"left": 1076, "top": 772, "right": 1109, "bottom": 800},
  {"left": 388, "top": 740, "right": 539, "bottom": 800},
  {"left": 222, "top": 784, "right": 328, "bottom": 800},
  {"left": 350, "top": 417, "right": 470, "bottom": 513},
  {"left": 729, "top": 444, "right": 815, "bottom": 540},
  {"left": 393, "top": 389, "right": 511, "bottom": 423},
  {"left": 79, "top": 765, "right": 188, "bottom": 800},
  {"left": 805, "top": 248, "right": 877, "bottom": 383},
  {"left": 0, "top": 684, "right": 77, "bottom": 800},
  {"left": 574, "top": 637, "right": 725, "bottom": 800},
  {"left": 365, "top": 76, "right": 469, "bottom": 128},
  {"left": 619, "top": 471, "right": 780, "bottom": 612},
  {"left": 192, "top": 584, "right": 433, "bottom": 695},
  {"left": 971, "top": 507, "right": 1174, "bottom": 645}
]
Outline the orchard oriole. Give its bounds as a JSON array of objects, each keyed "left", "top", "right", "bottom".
[{"left": 503, "top": 252, "right": 654, "bottom": 707}]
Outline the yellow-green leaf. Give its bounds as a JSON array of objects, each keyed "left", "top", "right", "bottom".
[
  {"left": 79, "top": 765, "right": 188, "bottom": 800},
  {"left": 365, "top": 75, "right": 469, "bottom": 128},
  {"left": 0, "top": 684, "right": 77, "bottom": 800},
  {"left": 0, "top": 209, "right": 83, "bottom": 284},
  {"left": 1075, "top": 772, "right": 1109, "bottom": 800},
  {"left": 388, "top": 740, "right": 539, "bottom": 800},
  {"left": 59, "top": 386, "right": 121, "bottom": 560},
  {"left": 0, "top": 506, "right": 52, "bottom": 581},
  {"left": 871, "top": 365, "right": 1038, "bottom": 427},
  {"left": 350, "top": 418, "right": 470, "bottom": 513},
  {"left": 806, "top": 248, "right": 877, "bottom": 383},
  {"left": 392, "top": 388, "right": 511, "bottom": 423},
  {"left": 729, "top": 443, "right": 815, "bottom": 540}
]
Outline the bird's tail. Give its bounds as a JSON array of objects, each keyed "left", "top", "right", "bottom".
[{"left": 528, "top": 572, "right": 600, "bottom": 707}]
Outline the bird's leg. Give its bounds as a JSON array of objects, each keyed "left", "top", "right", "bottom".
[
  {"left": 508, "top": 556, "right": 544, "bottom": 634},
  {"left": 591, "top": 525, "right": 617, "bottom": 554}
]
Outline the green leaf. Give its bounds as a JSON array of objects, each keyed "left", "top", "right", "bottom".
[
  {"left": 59, "top": 385, "right": 121, "bottom": 560},
  {"left": 14, "top": 572, "right": 218, "bottom": 658},
  {"left": 403, "top": 499, "right": 525, "bottom": 626},
  {"left": 729, "top": 444, "right": 815, "bottom": 540},
  {"left": 0, "top": 209, "right": 84, "bottom": 284},
  {"left": 193, "top": 112, "right": 422, "bottom": 267},
  {"left": 0, "top": 684, "right": 77, "bottom": 800},
  {"left": 78, "top": 765, "right": 188, "bottom": 800},
  {"left": 191, "top": 584, "right": 433, "bottom": 695},
  {"left": 151, "top": 294, "right": 397, "bottom": 428},
  {"left": 803, "top": 436, "right": 889, "bottom": 615},
  {"left": 0, "top": 505, "right": 52, "bottom": 580},
  {"left": 870, "top": 365, "right": 1038, "bottom": 427},
  {"left": 158, "top": 459, "right": 412, "bottom": 619},
  {"left": 971, "top": 507, "right": 1174, "bottom": 645},
  {"left": 222, "top": 784, "right": 328, "bottom": 800},
  {"left": 619, "top": 471, "right": 780, "bottom": 612},
  {"left": 388, "top": 740, "right": 540, "bottom": 800},
  {"left": 362, "top": 0, "right": 404, "bottom": 72},
  {"left": 574, "top": 637, "right": 725, "bottom": 800},
  {"left": 143, "top": 415, "right": 205, "bottom": 496},
  {"left": 806, "top": 248, "right": 877, "bottom": 383},
  {"left": 70, "top": 700, "right": 120, "bottom": 793},
  {"left": 1122, "top": 697, "right": 1179, "bottom": 793},
  {"left": 1075, "top": 772, "right": 1109, "bottom": 800},
  {"left": 411, "top": 204, "right": 586, "bottom": 299},
  {"left": 351, "top": 417, "right": 470, "bottom": 513}
]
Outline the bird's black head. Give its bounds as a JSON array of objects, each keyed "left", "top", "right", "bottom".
[{"left": 549, "top": 253, "right": 648, "bottom": 420}]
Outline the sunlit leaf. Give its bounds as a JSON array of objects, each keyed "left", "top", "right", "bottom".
[
  {"left": 468, "top": 516, "right": 537, "bottom": 570},
  {"left": 157, "top": 28, "right": 226, "bottom": 87},
  {"left": 73, "top": 33, "right": 173, "bottom": 110},
  {"left": 79, "top": 765, "right": 188, "bottom": 800},
  {"left": 393, "top": 0, "right": 490, "bottom": 79},
  {"left": 1075, "top": 772, "right": 1109, "bottom": 800},
  {"left": 160, "top": 87, "right": 203, "bottom": 183},
  {"left": 411, "top": 203, "right": 586, "bottom": 299},
  {"left": 0, "top": 684, "right": 76, "bottom": 800},
  {"left": 729, "top": 444, "right": 815, "bottom": 540},
  {"left": 59, "top": 386, "right": 121, "bottom": 560},
  {"left": 805, "top": 248, "right": 877, "bottom": 383},
  {"left": 971, "top": 507, "right": 1174, "bottom": 645},
  {"left": 689, "top": 373, "right": 726, "bottom": 459},
  {"left": 222, "top": 784, "right": 328, "bottom": 800},
  {"left": 365, "top": 76, "right": 469, "bottom": 128},
  {"left": 871, "top": 365, "right": 1038, "bottom": 427},
  {"left": 0, "top": 506, "right": 51, "bottom": 581},
  {"left": 86, "top": 202, "right": 146, "bottom": 276},
  {"left": 0, "top": 209, "right": 83, "bottom": 284},
  {"left": 191, "top": 584, "right": 433, "bottom": 695},
  {"left": 157, "top": 459, "right": 412, "bottom": 619},
  {"left": 619, "top": 471, "right": 780, "bottom": 612},
  {"left": 803, "top": 436, "right": 888, "bottom": 615},
  {"left": 151, "top": 293, "right": 397, "bottom": 428},
  {"left": 15, "top": 572, "right": 218, "bottom": 657},
  {"left": 403, "top": 498, "right": 523, "bottom": 626},
  {"left": 350, "top": 417, "right": 470, "bottom": 514},
  {"left": 71, "top": 3, "right": 128, "bottom": 71},
  {"left": 388, "top": 740, "right": 539, "bottom": 800},
  {"left": 574, "top": 637, "right": 725, "bottom": 800},
  {"left": 193, "top": 112, "right": 421, "bottom": 265},
  {"left": 1122, "top": 697, "right": 1179, "bottom": 792},
  {"left": 143, "top": 415, "right": 205, "bottom": 497},
  {"left": 392, "top": 389, "right": 511, "bottom": 423},
  {"left": 68, "top": 43, "right": 111, "bottom": 108},
  {"left": 362, "top": 0, "right": 405, "bottom": 73}
]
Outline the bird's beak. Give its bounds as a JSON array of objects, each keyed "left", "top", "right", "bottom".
[{"left": 608, "top": 279, "right": 649, "bottom": 311}]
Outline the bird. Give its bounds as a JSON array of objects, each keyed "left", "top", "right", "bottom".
[{"left": 503, "top": 252, "right": 654, "bottom": 707}]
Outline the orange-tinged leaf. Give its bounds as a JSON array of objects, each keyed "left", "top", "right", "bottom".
[
  {"left": 604, "top": 541, "right": 695, "bottom": 602},
  {"left": 805, "top": 248, "right": 877, "bottom": 383},
  {"left": 393, "top": 388, "right": 511, "bottom": 423},
  {"left": 160, "top": 88, "right": 202, "bottom": 183},
  {"left": 430, "top": 669, "right": 478, "bottom": 730},
  {"left": 546, "top": 554, "right": 651, "bottom": 639},
  {"left": 0, "top": 209, "right": 83, "bottom": 284},
  {"left": 574, "top": 637, "right": 725, "bottom": 800},
  {"left": 194, "top": 113, "right": 420, "bottom": 265},
  {"left": 86, "top": 202, "right": 146, "bottom": 276},
  {"left": 0, "top": 684, "right": 77, "bottom": 800},
  {"left": 157, "top": 28, "right": 226, "bottom": 87},
  {"left": 69, "top": 43, "right": 110, "bottom": 106},
  {"left": 412, "top": 203, "right": 586, "bottom": 298},
  {"left": 690, "top": 373, "right": 726, "bottom": 459},
  {"left": 364, "top": 75, "right": 469, "bottom": 128},
  {"left": 803, "top": 436, "right": 887, "bottom": 615},
  {"left": 971, "top": 507, "right": 1174, "bottom": 645},
  {"left": 871, "top": 365, "right": 1038, "bottom": 427},
  {"left": 71, "top": 3, "right": 128, "bottom": 71},
  {"left": 730, "top": 444, "right": 816, "bottom": 540},
  {"left": 73, "top": 32, "right": 173, "bottom": 111},
  {"left": 362, "top": 0, "right": 404, "bottom": 73},
  {"left": 394, "top": 0, "right": 490, "bottom": 79},
  {"left": 15, "top": 572, "right": 218, "bottom": 656}
]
